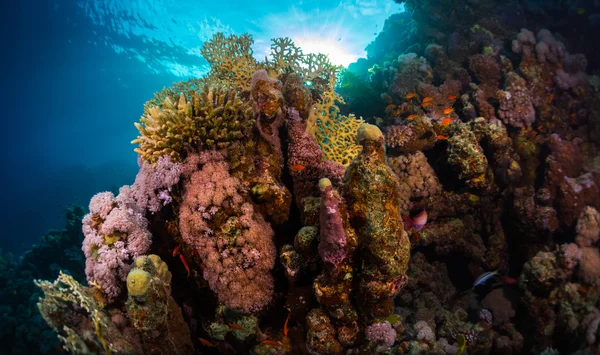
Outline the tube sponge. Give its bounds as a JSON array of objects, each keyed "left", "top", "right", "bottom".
[{"left": 318, "top": 178, "right": 348, "bottom": 268}]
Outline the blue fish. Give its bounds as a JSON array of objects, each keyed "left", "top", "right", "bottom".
[{"left": 473, "top": 270, "right": 499, "bottom": 288}]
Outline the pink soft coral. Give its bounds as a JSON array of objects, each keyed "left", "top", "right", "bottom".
[
  {"left": 82, "top": 191, "right": 152, "bottom": 301},
  {"left": 179, "top": 150, "right": 275, "bottom": 313},
  {"left": 365, "top": 321, "right": 397, "bottom": 348},
  {"left": 125, "top": 155, "right": 183, "bottom": 213}
]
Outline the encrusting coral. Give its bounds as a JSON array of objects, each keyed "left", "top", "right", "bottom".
[{"left": 343, "top": 124, "right": 411, "bottom": 322}]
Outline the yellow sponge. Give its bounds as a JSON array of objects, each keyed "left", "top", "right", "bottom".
[
  {"left": 127, "top": 269, "right": 151, "bottom": 297},
  {"left": 356, "top": 123, "right": 383, "bottom": 143}
]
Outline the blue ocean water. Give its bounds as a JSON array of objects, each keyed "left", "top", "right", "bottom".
[{"left": 2, "top": 0, "right": 399, "bottom": 255}]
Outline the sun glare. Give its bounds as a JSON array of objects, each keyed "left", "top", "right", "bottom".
[{"left": 293, "top": 36, "right": 360, "bottom": 68}]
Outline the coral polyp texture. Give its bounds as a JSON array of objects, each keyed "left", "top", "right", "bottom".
[
  {"left": 132, "top": 85, "right": 255, "bottom": 163},
  {"left": 28, "top": 1, "right": 600, "bottom": 353}
]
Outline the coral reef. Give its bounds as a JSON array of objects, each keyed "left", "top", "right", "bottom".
[{"left": 27, "top": 2, "right": 600, "bottom": 353}]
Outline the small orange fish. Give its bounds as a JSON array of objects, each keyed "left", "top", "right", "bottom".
[
  {"left": 437, "top": 135, "right": 448, "bottom": 140},
  {"left": 571, "top": 113, "right": 576, "bottom": 118},
  {"left": 548, "top": 94, "right": 553, "bottom": 103},
  {"left": 290, "top": 164, "right": 305, "bottom": 172},
  {"left": 284, "top": 314, "right": 291, "bottom": 337},
  {"left": 386, "top": 104, "right": 396, "bottom": 110},
  {"left": 537, "top": 125, "right": 543, "bottom": 131},
  {"left": 448, "top": 95, "right": 457, "bottom": 100},
  {"left": 443, "top": 108, "right": 454, "bottom": 115},
  {"left": 405, "top": 93, "right": 416, "bottom": 99},
  {"left": 179, "top": 253, "right": 190, "bottom": 277},
  {"left": 199, "top": 338, "right": 215, "bottom": 347},
  {"left": 440, "top": 118, "right": 452, "bottom": 126},
  {"left": 421, "top": 102, "right": 431, "bottom": 108},
  {"left": 529, "top": 130, "right": 538, "bottom": 136},
  {"left": 422, "top": 97, "right": 433, "bottom": 103},
  {"left": 407, "top": 114, "right": 418, "bottom": 120},
  {"left": 172, "top": 245, "right": 181, "bottom": 257},
  {"left": 229, "top": 323, "right": 247, "bottom": 331},
  {"left": 262, "top": 340, "right": 283, "bottom": 347}
]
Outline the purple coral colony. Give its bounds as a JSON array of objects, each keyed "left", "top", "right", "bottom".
[{"left": 25, "top": 0, "right": 600, "bottom": 354}]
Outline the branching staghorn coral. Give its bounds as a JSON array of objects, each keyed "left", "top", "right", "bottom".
[
  {"left": 132, "top": 84, "right": 255, "bottom": 164},
  {"left": 201, "top": 33, "right": 341, "bottom": 92},
  {"left": 200, "top": 32, "right": 354, "bottom": 166},
  {"left": 201, "top": 33, "right": 260, "bottom": 91}
]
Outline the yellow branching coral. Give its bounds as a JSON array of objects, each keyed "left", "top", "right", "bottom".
[
  {"left": 301, "top": 53, "right": 342, "bottom": 90},
  {"left": 200, "top": 33, "right": 341, "bottom": 93},
  {"left": 201, "top": 33, "right": 260, "bottom": 90},
  {"left": 136, "top": 33, "right": 349, "bottom": 165},
  {"left": 265, "top": 37, "right": 304, "bottom": 76},
  {"left": 146, "top": 78, "right": 206, "bottom": 108},
  {"left": 307, "top": 89, "right": 364, "bottom": 167},
  {"left": 132, "top": 84, "right": 255, "bottom": 163}
]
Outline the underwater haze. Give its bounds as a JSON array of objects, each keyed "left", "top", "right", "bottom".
[{"left": 3, "top": 0, "right": 600, "bottom": 354}]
